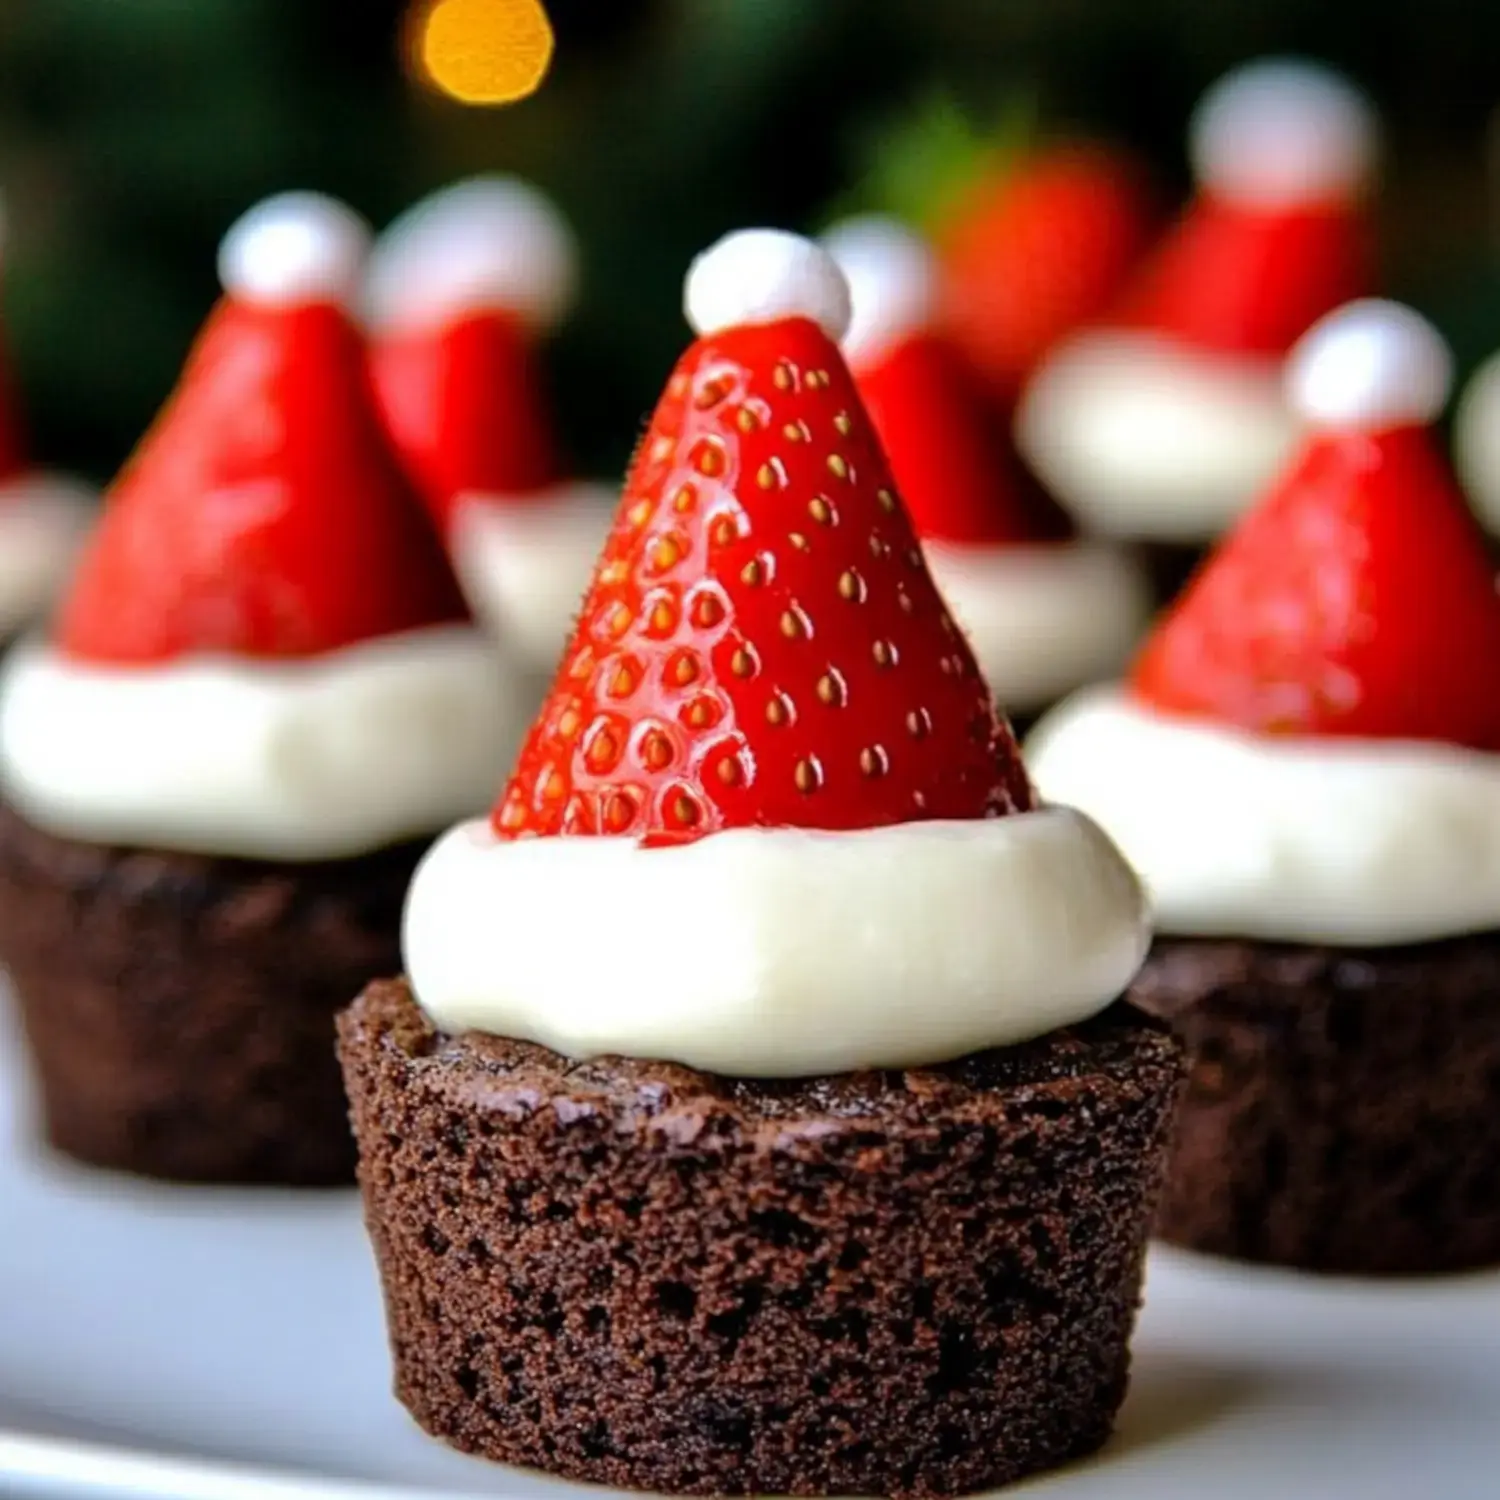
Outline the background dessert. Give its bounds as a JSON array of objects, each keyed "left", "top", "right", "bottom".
[
  {"left": 1017, "top": 58, "right": 1379, "bottom": 598},
  {"left": 824, "top": 215, "right": 1150, "bottom": 728},
  {"left": 0, "top": 193, "right": 514, "bottom": 1184},
  {"left": 1029, "top": 300, "right": 1500, "bottom": 1274},
  {"left": 366, "top": 176, "right": 614, "bottom": 670},
  {"left": 341, "top": 229, "right": 1179, "bottom": 1496}
]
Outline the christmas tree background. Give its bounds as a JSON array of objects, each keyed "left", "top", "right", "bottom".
[{"left": 3, "top": 0, "right": 1500, "bottom": 486}]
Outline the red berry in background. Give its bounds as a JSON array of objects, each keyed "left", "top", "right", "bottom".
[{"left": 936, "top": 146, "right": 1156, "bottom": 401}]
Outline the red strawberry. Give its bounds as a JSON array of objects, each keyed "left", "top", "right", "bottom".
[
  {"left": 937, "top": 145, "right": 1154, "bottom": 401},
  {"left": 1132, "top": 301, "right": 1500, "bottom": 747},
  {"left": 495, "top": 231, "right": 1033, "bottom": 845},
  {"left": 825, "top": 216, "right": 1071, "bottom": 547},
  {"left": 1115, "top": 60, "right": 1377, "bottom": 358},
  {"left": 57, "top": 194, "right": 467, "bottom": 663},
  {"left": 364, "top": 177, "right": 578, "bottom": 534}
]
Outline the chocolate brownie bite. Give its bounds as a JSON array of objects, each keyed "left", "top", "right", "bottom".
[
  {"left": 0, "top": 804, "right": 424, "bottom": 1183},
  {"left": 343, "top": 230, "right": 1176, "bottom": 1496},
  {"left": 0, "top": 193, "right": 515, "bottom": 1185},
  {"left": 1133, "top": 936, "right": 1500, "bottom": 1274},
  {"left": 1031, "top": 302, "right": 1500, "bottom": 1275},
  {"left": 340, "top": 982, "right": 1181, "bottom": 1497}
]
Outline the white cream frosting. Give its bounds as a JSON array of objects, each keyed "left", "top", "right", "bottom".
[
  {"left": 684, "top": 229, "right": 851, "bottom": 342},
  {"left": 1454, "top": 348, "right": 1500, "bottom": 533},
  {"left": 402, "top": 807, "right": 1150, "bottom": 1076},
  {"left": 926, "top": 540, "right": 1152, "bottom": 713},
  {"left": 0, "top": 474, "right": 94, "bottom": 639},
  {"left": 1028, "top": 686, "right": 1500, "bottom": 946},
  {"left": 1016, "top": 332, "right": 1297, "bottom": 542},
  {"left": 0, "top": 626, "right": 521, "bottom": 862},
  {"left": 451, "top": 481, "right": 614, "bottom": 667}
]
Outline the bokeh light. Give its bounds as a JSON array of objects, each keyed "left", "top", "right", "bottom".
[{"left": 409, "top": 0, "right": 555, "bottom": 106}]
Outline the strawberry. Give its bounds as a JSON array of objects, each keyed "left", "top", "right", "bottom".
[
  {"left": 937, "top": 146, "right": 1154, "bottom": 401},
  {"left": 57, "top": 195, "right": 468, "bottom": 663},
  {"left": 823, "top": 215, "right": 1071, "bottom": 548},
  {"left": 1118, "top": 201, "right": 1371, "bottom": 357},
  {"left": 495, "top": 252, "right": 1033, "bottom": 845},
  {"left": 1132, "top": 303, "right": 1500, "bottom": 747},
  {"left": 370, "top": 309, "right": 559, "bottom": 532},
  {"left": 364, "top": 177, "right": 580, "bottom": 535}
]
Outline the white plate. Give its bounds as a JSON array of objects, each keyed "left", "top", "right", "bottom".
[{"left": 2, "top": 1005, "right": 1497, "bottom": 1500}]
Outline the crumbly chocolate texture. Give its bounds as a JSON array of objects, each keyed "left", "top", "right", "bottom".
[
  {"left": 339, "top": 980, "right": 1182, "bottom": 1497},
  {"left": 0, "top": 801, "right": 424, "bottom": 1184},
  {"left": 1132, "top": 934, "right": 1500, "bottom": 1274}
]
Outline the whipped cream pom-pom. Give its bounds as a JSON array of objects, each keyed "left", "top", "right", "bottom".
[
  {"left": 217, "top": 192, "right": 372, "bottom": 309},
  {"left": 1190, "top": 58, "right": 1378, "bottom": 209},
  {"left": 684, "top": 229, "right": 852, "bottom": 342},
  {"left": 1286, "top": 299, "right": 1452, "bottom": 431},
  {"left": 364, "top": 176, "right": 578, "bottom": 335},
  {"left": 821, "top": 215, "right": 937, "bottom": 367}
]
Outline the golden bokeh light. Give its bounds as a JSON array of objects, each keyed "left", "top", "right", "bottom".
[{"left": 411, "top": 0, "right": 555, "bottom": 106}]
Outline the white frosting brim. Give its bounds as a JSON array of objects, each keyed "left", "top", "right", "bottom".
[
  {"left": 451, "top": 482, "right": 614, "bottom": 668},
  {"left": 1028, "top": 686, "right": 1500, "bottom": 946},
  {"left": 1454, "top": 349, "right": 1500, "bottom": 534},
  {"left": 0, "top": 474, "right": 95, "bottom": 638},
  {"left": 1016, "top": 333, "right": 1298, "bottom": 542},
  {"left": 0, "top": 627, "right": 522, "bottom": 861},
  {"left": 926, "top": 541, "right": 1152, "bottom": 712},
  {"left": 403, "top": 809, "right": 1150, "bottom": 1077}
]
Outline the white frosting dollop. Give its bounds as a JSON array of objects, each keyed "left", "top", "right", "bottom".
[
  {"left": 1286, "top": 299, "right": 1451, "bottom": 431},
  {"left": 1190, "top": 58, "right": 1378, "bottom": 210},
  {"left": 0, "top": 627, "right": 521, "bottom": 862},
  {"left": 1454, "top": 348, "right": 1500, "bottom": 533},
  {"left": 1028, "top": 685, "right": 1500, "bottom": 946},
  {"left": 926, "top": 541, "right": 1152, "bottom": 713},
  {"left": 821, "top": 215, "right": 937, "bottom": 368},
  {"left": 450, "top": 481, "right": 614, "bottom": 668},
  {"left": 365, "top": 176, "right": 578, "bottom": 336},
  {"left": 217, "top": 192, "right": 371, "bottom": 310},
  {"left": 1016, "top": 331, "right": 1297, "bottom": 542},
  {"left": 403, "top": 807, "right": 1149, "bottom": 1076},
  {"left": 0, "top": 474, "right": 94, "bottom": 639},
  {"left": 684, "top": 230, "right": 852, "bottom": 343}
]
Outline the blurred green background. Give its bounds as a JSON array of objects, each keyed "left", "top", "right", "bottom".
[{"left": 3, "top": 0, "right": 1500, "bottom": 485}]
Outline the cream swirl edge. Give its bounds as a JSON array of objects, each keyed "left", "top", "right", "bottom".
[
  {"left": 0, "top": 627, "right": 520, "bottom": 861},
  {"left": 1016, "top": 332, "right": 1297, "bottom": 542},
  {"left": 402, "top": 808, "right": 1151, "bottom": 1077},
  {"left": 451, "top": 482, "right": 615, "bottom": 667},
  {"left": 925, "top": 540, "right": 1152, "bottom": 712},
  {"left": 1028, "top": 685, "right": 1500, "bottom": 945}
]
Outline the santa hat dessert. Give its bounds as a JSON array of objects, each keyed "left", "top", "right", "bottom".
[
  {"left": 0, "top": 195, "right": 96, "bottom": 644},
  {"left": 822, "top": 215, "right": 1151, "bottom": 719},
  {"left": 1029, "top": 300, "right": 1500, "bottom": 1274},
  {"left": 0, "top": 192, "right": 516, "bottom": 1185},
  {"left": 338, "top": 230, "right": 1179, "bottom": 1496},
  {"left": 1018, "top": 59, "right": 1379, "bottom": 549},
  {"left": 365, "top": 176, "right": 613, "bottom": 665}
]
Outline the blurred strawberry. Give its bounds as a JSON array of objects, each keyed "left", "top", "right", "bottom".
[{"left": 935, "top": 145, "right": 1156, "bottom": 402}]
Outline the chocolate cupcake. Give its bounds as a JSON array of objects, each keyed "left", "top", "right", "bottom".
[
  {"left": 1030, "top": 300, "right": 1500, "bottom": 1273},
  {"left": 341, "top": 230, "right": 1178, "bottom": 1495},
  {"left": 0, "top": 193, "right": 516, "bottom": 1184},
  {"left": 1016, "top": 60, "right": 1379, "bottom": 603}
]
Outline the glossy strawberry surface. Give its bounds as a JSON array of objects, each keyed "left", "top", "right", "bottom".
[
  {"left": 496, "top": 316, "right": 1032, "bottom": 843},
  {"left": 370, "top": 309, "right": 559, "bottom": 532},
  {"left": 1132, "top": 425, "right": 1500, "bottom": 746},
  {"left": 58, "top": 299, "right": 468, "bottom": 662}
]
